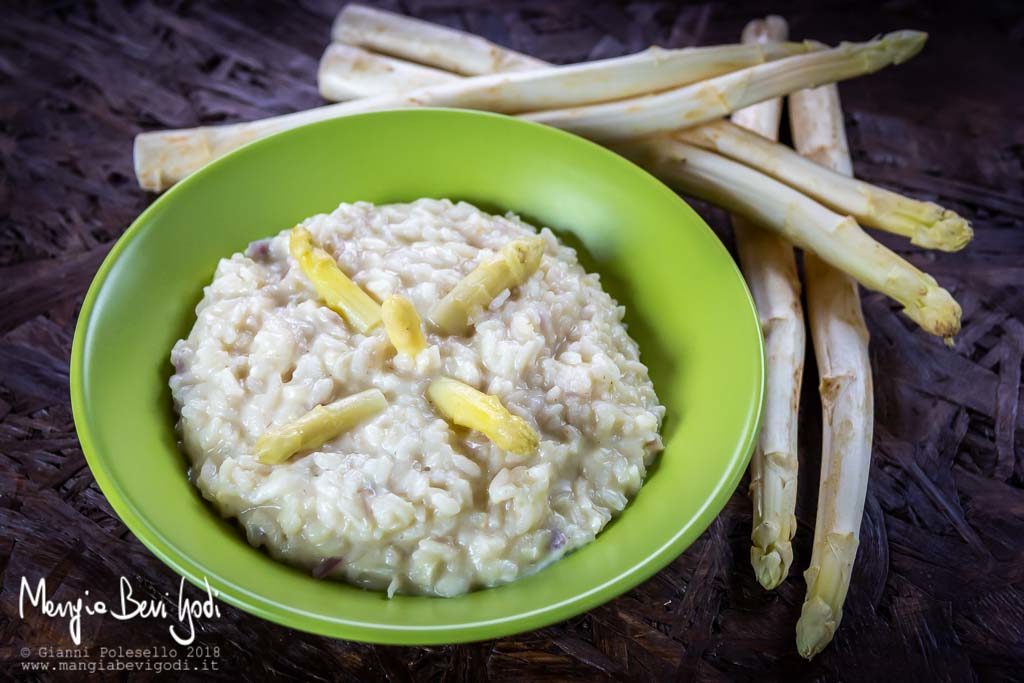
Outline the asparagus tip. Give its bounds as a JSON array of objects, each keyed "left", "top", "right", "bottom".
[
  {"left": 382, "top": 294, "right": 428, "bottom": 356},
  {"left": 495, "top": 413, "right": 541, "bottom": 455},
  {"left": 847, "top": 30, "right": 927, "bottom": 74},
  {"left": 428, "top": 237, "right": 545, "bottom": 335},
  {"left": 911, "top": 212, "right": 973, "bottom": 252},
  {"left": 428, "top": 377, "right": 539, "bottom": 455},
  {"left": 750, "top": 514, "right": 795, "bottom": 589},
  {"left": 290, "top": 226, "right": 383, "bottom": 332},
  {"left": 796, "top": 595, "right": 837, "bottom": 659},
  {"left": 750, "top": 542, "right": 792, "bottom": 590},
  {"left": 796, "top": 532, "right": 859, "bottom": 658},
  {"left": 903, "top": 283, "right": 962, "bottom": 338},
  {"left": 883, "top": 29, "right": 928, "bottom": 65}
]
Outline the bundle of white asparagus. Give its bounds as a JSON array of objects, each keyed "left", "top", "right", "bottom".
[{"left": 131, "top": 3, "right": 974, "bottom": 657}]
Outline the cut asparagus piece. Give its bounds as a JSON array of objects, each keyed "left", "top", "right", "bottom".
[
  {"left": 332, "top": 3, "right": 546, "bottom": 75},
  {"left": 318, "top": 43, "right": 453, "bottom": 101},
  {"left": 729, "top": 16, "right": 804, "bottom": 592},
  {"left": 524, "top": 31, "right": 925, "bottom": 140},
  {"left": 676, "top": 120, "right": 972, "bottom": 251},
  {"left": 619, "top": 138, "right": 961, "bottom": 339},
  {"left": 428, "top": 237, "right": 545, "bottom": 335},
  {"left": 256, "top": 389, "right": 388, "bottom": 464},
  {"left": 790, "top": 82, "right": 875, "bottom": 661},
  {"left": 289, "top": 226, "right": 382, "bottom": 333},
  {"left": 135, "top": 36, "right": 814, "bottom": 191},
  {"left": 428, "top": 377, "right": 539, "bottom": 455},
  {"left": 382, "top": 294, "right": 428, "bottom": 357},
  {"left": 318, "top": 39, "right": 815, "bottom": 103}
]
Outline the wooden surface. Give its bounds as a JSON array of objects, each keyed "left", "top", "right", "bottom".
[{"left": 2, "top": 1, "right": 1023, "bottom": 680}]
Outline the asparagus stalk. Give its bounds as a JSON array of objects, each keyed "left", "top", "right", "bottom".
[
  {"left": 428, "top": 377, "right": 539, "bottom": 455},
  {"left": 619, "top": 138, "right": 961, "bottom": 339},
  {"left": 290, "top": 226, "right": 382, "bottom": 333},
  {"left": 332, "top": 4, "right": 546, "bottom": 75},
  {"left": 524, "top": 31, "right": 926, "bottom": 141},
  {"left": 256, "top": 389, "right": 388, "bottom": 464},
  {"left": 790, "top": 83, "right": 875, "bottom": 660},
  {"left": 318, "top": 43, "right": 453, "bottom": 101},
  {"left": 676, "top": 120, "right": 972, "bottom": 251},
  {"left": 319, "top": 40, "right": 815, "bottom": 103},
  {"left": 382, "top": 294, "right": 428, "bottom": 357},
  {"left": 428, "top": 237, "right": 545, "bottom": 335},
  {"left": 729, "top": 16, "right": 804, "bottom": 591}
]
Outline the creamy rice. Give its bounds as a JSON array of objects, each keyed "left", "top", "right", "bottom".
[{"left": 170, "top": 199, "right": 664, "bottom": 597}]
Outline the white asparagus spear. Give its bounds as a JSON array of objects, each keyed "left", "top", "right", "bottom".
[
  {"left": 524, "top": 31, "right": 925, "bottom": 141},
  {"left": 319, "top": 41, "right": 815, "bottom": 103},
  {"left": 318, "top": 43, "right": 453, "bottom": 101},
  {"left": 790, "top": 83, "right": 875, "bottom": 661},
  {"left": 619, "top": 138, "right": 961, "bottom": 339},
  {"left": 134, "top": 32, "right": 911, "bottom": 191},
  {"left": 332, "top": 3, "right": 546, "bottom": 75},
  {"left": 729, "top": 16, "right": 804, "bottom": 591},
  {"left": 676, "top": 120, "right": 972, "bottom": 251}
]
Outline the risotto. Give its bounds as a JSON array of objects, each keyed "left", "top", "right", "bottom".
[{"left": 169, "top": 199, "right": 664, "bottom": 597}]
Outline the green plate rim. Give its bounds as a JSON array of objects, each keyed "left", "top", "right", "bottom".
[{"left": 70, "top": 108, "right": 764, "bottom": 645}]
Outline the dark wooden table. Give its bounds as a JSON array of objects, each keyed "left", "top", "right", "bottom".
[{"left": 2, "top": 1, "right": 1023, "bottom": 680}]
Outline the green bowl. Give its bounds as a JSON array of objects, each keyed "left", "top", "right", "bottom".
[{"left": 71, "top": 109, "right": 763, "bottom": 644}]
